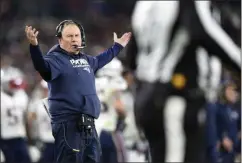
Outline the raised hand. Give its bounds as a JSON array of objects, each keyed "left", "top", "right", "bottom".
[
  {"left": 25, "top": 26, "right": 39, "bottom": 45},
  {"left": 113, "top": 32, "right": 132, "bottom": 47}
]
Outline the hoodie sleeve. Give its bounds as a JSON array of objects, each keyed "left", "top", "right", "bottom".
[
  {"left": 29, "top": 44, "right": 62, "bottom": 81},
  {"left": 87, "top": 42, "right": 124, "bottom": 72}
]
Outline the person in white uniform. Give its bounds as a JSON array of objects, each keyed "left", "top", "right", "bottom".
[
  {"left": 1, "top": 73, "right": 30, "bottom": 163},
  {"left": 95, "top": 59, "right": 128, "bottom": 163},
  {"left": 27, "top": 80, "right": 55, "bottom": 163}
]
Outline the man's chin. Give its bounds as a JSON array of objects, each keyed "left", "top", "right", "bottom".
[
  {"left": 68, "top": 49, "right": 80, "bottom": 54},
  {"left": 72, "top": 50, "right": 80, "bottom": 54}
]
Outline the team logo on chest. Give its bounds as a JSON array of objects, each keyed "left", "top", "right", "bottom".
[
  {"left": 83, "top": 67, "right": 91, "bottom": 73},
  {"left": 70, "top": 58, "right": 89, "bottom": 68}
]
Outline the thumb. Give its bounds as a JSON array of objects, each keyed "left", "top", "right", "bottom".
[{"left": 113, "top": 32, "right": 118, "bottom": 41}]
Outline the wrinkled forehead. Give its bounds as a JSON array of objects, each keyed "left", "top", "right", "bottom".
[{"left": 62, "top": 24, "right": 81, "bottom": 35}]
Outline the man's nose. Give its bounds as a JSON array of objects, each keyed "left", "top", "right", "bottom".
[
  {"left": 71, "top": 39, "right": 78, "bottom": 43},
  {"left": 71, "top": 36, "right": 78, "bottom": 41}
]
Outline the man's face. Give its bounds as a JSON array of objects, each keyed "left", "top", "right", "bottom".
[
  {"left": 225, "top": 85, "right": 238, "bottom": 104},
  {"left": 59, "top": 24, "right": 82, "bottom": 54}
]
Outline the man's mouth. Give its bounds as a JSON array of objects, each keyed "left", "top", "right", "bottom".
[{"left": 72, "top": 45, "right": 82, "bottom": 50}]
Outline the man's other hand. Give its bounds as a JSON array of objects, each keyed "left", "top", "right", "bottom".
[
  {"left": 25, "top": 26, "right": 39, "bottom": 45},
  {"left": 114, "top": 32, "right": 132, "bottom": 47}
]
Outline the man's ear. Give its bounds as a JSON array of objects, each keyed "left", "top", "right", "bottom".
[{"left": 58, "top": 38, "right": 62, "bottom": 45}]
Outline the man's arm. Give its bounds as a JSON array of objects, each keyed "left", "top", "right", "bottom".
[
  {"left": 89, "top": 32, "right": 131, "bottom": 72},
  {"left": 26, "top": 26, "right": 61, "bottom": 81},
  {"left": 29, "top": 45, "right": 52, "bottom": 80},
  {"left": 90, "top": 43, "right": 123, "bottom": 71},
  {"left": 25, "top": 26, "right": 50, "bottom": 76},
  {"left": 30, "top": 45, "right": 62, "bottom": 81}
]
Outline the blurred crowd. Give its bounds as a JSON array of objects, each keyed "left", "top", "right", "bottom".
[
  {"left": 0, "top": 0, "right": 241, "bottom": 163},
  {"left": 0, "top": 0, "right": 132, "bottom": 95}
]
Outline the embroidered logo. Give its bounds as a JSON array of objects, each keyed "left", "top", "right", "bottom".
[
  {"left": 83, "top": 67, "right": 91, "bottom": 73},
  {"left": 70, "top": 59, "right": 89, "bottom": 68}
]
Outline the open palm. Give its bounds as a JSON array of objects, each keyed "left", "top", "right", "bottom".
[{"left": 113, "top": 32, "right": 132, "bottom": 47}]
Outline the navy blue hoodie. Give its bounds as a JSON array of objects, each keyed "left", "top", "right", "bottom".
[{"left": 29, "top": 43, "right": 123, "bottom": 123}]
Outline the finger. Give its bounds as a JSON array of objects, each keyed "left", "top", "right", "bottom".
[
  {"left": 28, "top": 29, "right": 35, "bottom": 39},
  {"left": 34, "top": 31, "right": 39, "bottom": 37},
  {"left": 26, "top": 28, "right": 32, "bottom": 38},
  {"left": 25, "top": 26, "right": 29, "bottom": 33},
  {"left": 32, "top": 31, "right": 37, "bottom": 38},
  {"left": 113, "top": 32, "right": 118, "bottom": 40},
  {"left": 28, "top": 27, "right": 34, "bottom": 35},
  {"left": 123, "top": 32, "right": 131, "bottom": 37},
  {"left": 123, "top": 34, "right": 131, "bottom": 40},
  {"left": 26, "top": 27, "right": 34, "bottom": 39},
  {"left": 29, "top": 28, "right": 35, "bottom": 36},
  {"left": 27, "top": 26, "right": 32, "bottom": 35},
  {"left": 27, "top": 26, "right": 31, "bottom": 34},
  {"left": 122, "top": 33, "right": 129, "bottom": 37},
  {"left": 32, "top": 28, "right": 36, "bottom": 33},
  {"left": 126, "top": 32, "right": 132, "bottom": 37},
  {"left": 122, "top": 32, "right": 131, "bottom": 39},
  {"left": 28, "top": 31, "right": 33, "bottom": 38},
  {"left": 26, "top": 26, "right": 31, "bottom": 34}
]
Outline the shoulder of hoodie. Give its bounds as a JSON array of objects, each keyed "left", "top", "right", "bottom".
[
  {"left": 43, "top": 44, "right": 69, "bottom": 64},
  {"left": 45, "top": 44, "right": 62, "bottom": 58},
  {"left": 82, "top": 53, "right": 96, "bottom": 63}
]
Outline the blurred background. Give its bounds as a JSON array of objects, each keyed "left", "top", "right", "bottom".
[
  {"left": 0, "top": 0, "right": 241, "bottom": 163},
  {"left": 0, "top": 0, "right": 136, "bottom": 94}
]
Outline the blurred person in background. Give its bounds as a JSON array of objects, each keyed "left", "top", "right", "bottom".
[
  {"left": 1, "top": 55, "right": 24, "bottom": 80},
  {"left": 124, "top": 0, "right": 241, "bottom": 163},
  {"left": 206, "top": 80, "right": 240, "bottom": 163},
  {"left": 27, "top": 80, "right": 55, "bottom": 163},
  {"left": 95, "top": 58, "right": 128, "bottom": 163},
  {"left": 27, "top": 77, "right": 49, "bottom": 147},
  {"left": 95, "top": 58, "right": 127, "bottom": 136},
  {"left": 120, "top": 68, "right": 148, "bottom": 162},
  {"left": 0, "top": 73, "right": 30, "bottom": 163},
  {"left": 25, "top": 19, "right": 131, "bottom": 163},
  {"left": 97, "top": 65, "right": 147, "bottom": 162}
]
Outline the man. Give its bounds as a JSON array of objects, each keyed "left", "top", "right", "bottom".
[
  {"left": 124, "top": 1, "right": 240, "bottom": 163},
  {"left": 0, "top": 74, "right": 30, "bottom": 163},
  {"left": 25, "top": 20, "right": 131, "bottom": 163}
]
